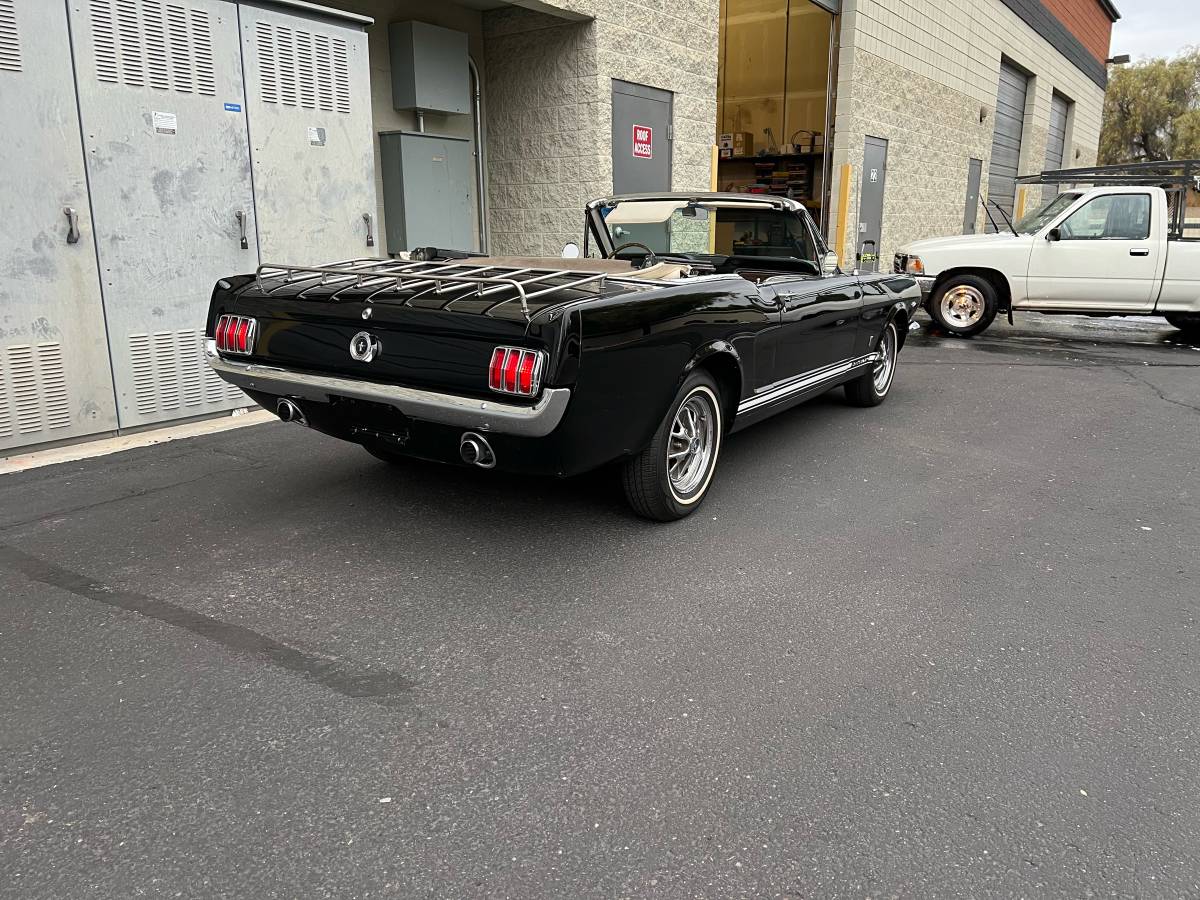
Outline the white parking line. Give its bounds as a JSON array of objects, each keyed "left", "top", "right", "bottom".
[{"left": 0, "top": 409, "right": 276, "bottom": 475}]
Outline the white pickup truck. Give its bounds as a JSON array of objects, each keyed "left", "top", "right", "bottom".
[{"left": 894, "top": 184, "right": 1200, "bottom": 338}]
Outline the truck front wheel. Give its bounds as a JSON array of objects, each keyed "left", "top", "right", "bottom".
[{"left": 929, "top": 275, "right": 999, "bottom": 337}]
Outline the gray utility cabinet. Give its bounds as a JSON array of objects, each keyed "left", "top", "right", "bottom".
[
  {"left": 388, "top": 21, "right": 469, "bottom": 114},
  {"left": 379, "top": 131, "right": 474, "bottom": 253},
  {"left": 0, "top": 0, "right": 118, "bottom": 450},
  {"left": 0, "top": 0, "right": 376, "bottom": 450}
]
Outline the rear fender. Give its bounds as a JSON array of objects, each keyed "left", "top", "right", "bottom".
[{"left": 682, "top": 342, "right": 743, "bottom": 431}]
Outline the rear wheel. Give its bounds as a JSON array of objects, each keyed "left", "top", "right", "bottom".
[
  {"left": 1165, "top": 312, "right": 1200, "bottom": 337},
  {"left": 622, "top": 371, "right": 723, "bottom": 522},
  {"left": 845, "top": 319, "right": 899, "bottom": 407},
  {"left": 928, "top": 274, "right": 998, "bottom": 337}
]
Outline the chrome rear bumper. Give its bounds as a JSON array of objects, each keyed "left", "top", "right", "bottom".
[{"left": 204, "top": 341, "right": 570, "bottom": 438}]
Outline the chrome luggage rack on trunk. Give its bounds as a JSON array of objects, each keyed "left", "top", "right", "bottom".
[{"left": 253, "top": 258, "right": 621, "bottom": 320}]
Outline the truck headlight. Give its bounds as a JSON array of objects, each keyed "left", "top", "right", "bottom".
[{"left": 905, "top": 256, "right": 925, "bottom": 276}]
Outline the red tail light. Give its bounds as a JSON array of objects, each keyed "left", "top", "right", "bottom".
[
  {"left": 488, "top": 347, "right": 544, "bottom": 397},
  {"left": 214, "top": 314, "right": 257, "bottom": 356}
]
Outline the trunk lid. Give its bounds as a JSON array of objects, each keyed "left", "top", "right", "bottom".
[{"left": 224, "top": 259, "right": 639, "bottom": 398}]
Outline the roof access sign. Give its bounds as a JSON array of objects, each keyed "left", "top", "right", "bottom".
[{"left": 632, "top": 124, "right": 653, "bottom": 159}]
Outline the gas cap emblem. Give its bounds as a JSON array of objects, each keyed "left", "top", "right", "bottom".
[{"left": 349, "top": 331, "right": 382, "bottom": 363}]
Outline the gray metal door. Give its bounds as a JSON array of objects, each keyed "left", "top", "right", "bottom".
[
  {"left": 69, "top": 0, "right": 257, "bottom": 429},
  {"left": 963, "top": 157, "right": 983, "bottom": 234},
  {"left": 239, "top": 3, "right": 376, "bottom": 263},
  {"left": 612, "top": 80, "right": 672, "bottom": 194},
  {"left": 856, "top": 136, "right": 887, "bottom": 272},
  {"left": 987, "top": 61, "right": 1028, "bottom": 231},
  {"left": 0, "top": 0, "right": 118, "bottom": 452},
  {"left": 1043, "top": 93, "right": 1070, "bottom": 198}
]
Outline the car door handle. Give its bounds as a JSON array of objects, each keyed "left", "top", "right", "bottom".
[{"left": 1130, "top": 248, "right": 1150, "bottom": 257}]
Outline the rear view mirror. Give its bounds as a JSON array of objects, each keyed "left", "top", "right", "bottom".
[
  {"left": 821, "top": 251, "right": 840, "bottom": 276},
  {"left": 1047, "top": 227, "right": 1061, "bottom": 242}
]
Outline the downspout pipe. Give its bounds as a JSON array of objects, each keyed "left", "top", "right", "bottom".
[{"left": 468, "top": 55, "right": 488, "bottom": 255}]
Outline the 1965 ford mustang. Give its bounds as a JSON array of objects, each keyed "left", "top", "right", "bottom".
[{"left": 205, "top": 193, "right": 921, "bottom": 520}]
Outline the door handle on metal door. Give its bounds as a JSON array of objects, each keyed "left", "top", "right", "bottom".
[
  {"left": 1130, "top": 248, "right": 1150, "bottom": 257},
  {"left": 62, "top": 207, "right": 80, "bottom": 244},
  {"left": 363, "top": 212, "right": 375, "bottom": 248},
  {"left": 235, "top": 210, "right": 248, "bottom": 249}
]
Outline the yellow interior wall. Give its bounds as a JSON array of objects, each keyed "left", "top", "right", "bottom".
[{"left": 718, "top": 0, "right": 832, "bottom": 146}]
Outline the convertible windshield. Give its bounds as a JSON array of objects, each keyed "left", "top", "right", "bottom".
[
  {"left": 1013, "top": 192, "right": 1081, "bottom": 234},
  {"left": 599, "top": 200, "right": 818, "bottom": 263}
]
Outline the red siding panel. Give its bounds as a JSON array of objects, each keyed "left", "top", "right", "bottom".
[{"left": 1041, "top": 0, "right": 1114, "bottom": 65}]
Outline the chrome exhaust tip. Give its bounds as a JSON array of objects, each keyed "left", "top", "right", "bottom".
[
  {"left": 276, "top": 398, "right": 308, "bottom": 426},
  {"left": 459, "top": 431, "right": 496, "bottom": 469}
]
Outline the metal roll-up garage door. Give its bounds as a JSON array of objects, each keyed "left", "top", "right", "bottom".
[
  {"left": 1043, "top": 94, "right": 1070, "bottom": 198},
  {"left": 987, "top": 62, "right": 1028, "bottom": 231}
]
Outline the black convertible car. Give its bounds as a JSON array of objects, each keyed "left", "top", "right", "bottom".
[{"left": 205, "top": 193, "right": 921, "bottom": 520}]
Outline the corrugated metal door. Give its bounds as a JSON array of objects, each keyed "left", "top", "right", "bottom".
[
  {"left": 1043, "top": 93, "right": 1070, "bottom": 198},
  {"left": 0, "top": 0, "right": 118, "bottom": 452},
  {"left": 239, "top": 3, "right": 376, "bottom": 263},
  {"left": 69, "top": 0, "right": 257, "bottom": 429},
  {"left": 987, "top": 62, "right": 1028, "bottom": 232}
]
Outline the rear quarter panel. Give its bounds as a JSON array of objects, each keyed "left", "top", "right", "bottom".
[{"left": 549, "top": 277, "right": 773, "bottom": 474}]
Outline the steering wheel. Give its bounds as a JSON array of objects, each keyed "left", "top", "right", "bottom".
[{"left": 611, "top": 241, "right": 659, "bottom": 268}]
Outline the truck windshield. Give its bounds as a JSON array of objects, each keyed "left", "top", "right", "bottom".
[
  {"left": 1014, "top": 192, "right": 1081, "bottom": 234},
  {"left": 599, "top": 200, "right": 817, "bottom": 264}
]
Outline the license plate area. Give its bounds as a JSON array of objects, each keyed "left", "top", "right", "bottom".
[{"left": 331, "top": 395, "right": 411, "bottom": 445}]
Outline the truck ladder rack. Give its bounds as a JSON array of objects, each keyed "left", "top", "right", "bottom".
[{"left": 254, "top": 258, "right": 617, "bottom": 319}]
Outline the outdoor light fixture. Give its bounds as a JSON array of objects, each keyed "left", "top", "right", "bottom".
[{"left": 1106, "top": 54, "right": 1131, "bottom": 65}]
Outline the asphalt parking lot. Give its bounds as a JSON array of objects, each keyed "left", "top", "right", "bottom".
[{"left": 2, "top": 314, "right": 1199, "bottom": 898}]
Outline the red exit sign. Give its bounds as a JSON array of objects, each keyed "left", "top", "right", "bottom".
[{"left": 632, "top": 124, "right": 653, "bottom": 159}]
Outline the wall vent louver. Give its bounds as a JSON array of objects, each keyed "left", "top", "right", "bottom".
[
  {"left": 130, "top": 330, "right": 240, "bottom": 417},
  {"left": 90, "top": 0, "right": 215, "bottom": 96},
  {"left": 0, "top": 343, "right": 71, "bottom": 439},
  {"left": 256, "top": 21, "right": 350, "bottom": 114},
  {"left": 0, "top": 0, "right": 23, "bottom": 73}
]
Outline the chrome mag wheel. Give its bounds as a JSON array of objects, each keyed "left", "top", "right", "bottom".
[
  {"left": 667, "top": 389, "right": 717, "bottom": 498},
  {"left": 873, "top": 321, "right": 897, "bottom": 394},
  {"left": 940, "top": 284, "right": 986, "bottom": 327}
]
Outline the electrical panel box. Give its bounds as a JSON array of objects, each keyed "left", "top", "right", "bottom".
[
  {"left": 379, "top": 131, "right": 475, "bottom": 253},
  {"left": 388, "top": 21, "right": 469, "bottom": 115}
]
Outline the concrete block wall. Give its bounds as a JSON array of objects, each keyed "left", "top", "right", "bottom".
[
  {"left": 830, "top": 0, "right": 1107, "bottom": 267},
  {"left": 324, "top": 0, "right": 487, "bottom": 254},
  {"left": 483, "top": 8, "right": 606, "bottom": 257},
  {"left": 483, "top": 0, "right": 719, "bottom": 257}
]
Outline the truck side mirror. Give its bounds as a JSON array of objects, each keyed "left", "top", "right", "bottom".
[
  {"left": 1047, "top": 227, "right": 1061, "bottom": 242},
  {"left": 821, "top": 251, "right": 840, "bottom": 276}
]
